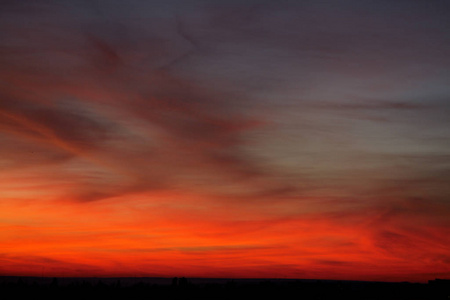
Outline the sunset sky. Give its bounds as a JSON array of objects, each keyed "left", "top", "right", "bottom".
[{"left": 1, "top": 0, "right": 449, "bottom": 282}]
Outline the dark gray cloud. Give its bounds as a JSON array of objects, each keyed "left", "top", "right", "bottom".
[
  {"left": 0, "top": 0, "right": 449, "bottom": 248},
  {"left": 0, "top": 0, "right": 285, "bottom": 202}
]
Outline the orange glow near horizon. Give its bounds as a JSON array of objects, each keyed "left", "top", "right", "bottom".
[{"left": 1, "top": 191, "right": 448, "bottom": 282}]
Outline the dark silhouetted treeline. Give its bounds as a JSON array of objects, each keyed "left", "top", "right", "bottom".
[{"left": 0, "top": 276, "right": 448, "bottom": 300}]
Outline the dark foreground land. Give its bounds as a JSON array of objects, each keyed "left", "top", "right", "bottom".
[{"left": 1, "top": 276, "right": 449, "bottom": 300}]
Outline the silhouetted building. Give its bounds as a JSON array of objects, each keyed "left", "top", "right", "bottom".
[{"left": 429, "top": 279, "right": 450, "bottom": 299}]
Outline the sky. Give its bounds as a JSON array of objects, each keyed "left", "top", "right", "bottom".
[{"left": 0, "top": 0, "right": 449, "bottom": 282}]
